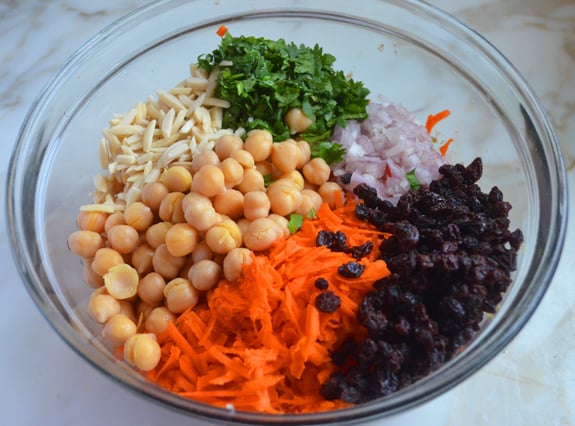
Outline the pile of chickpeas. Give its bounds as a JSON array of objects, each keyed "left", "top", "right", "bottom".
[{"left": 67, "top": 128, "right": 345, "bottom": 371}]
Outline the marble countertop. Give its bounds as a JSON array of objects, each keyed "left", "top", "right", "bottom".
[{"left": 1, "top": 1, "right": 573, "bottom": 425}]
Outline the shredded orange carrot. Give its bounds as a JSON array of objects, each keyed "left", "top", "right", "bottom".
[
  {"left": 216, "top": 24, "right": 228, "bottom": 37},
  {"left": 147, "top": 198, "right": 390, "bottom": 414},
  {"left": 385, "top": 163, "right": 392, "bottom": 177},
  {"left": 425, "top": 109, "right": 451, "bottom": 134},
  {"left": 439, "top": 138, "right": 454, "bottom": 156}
]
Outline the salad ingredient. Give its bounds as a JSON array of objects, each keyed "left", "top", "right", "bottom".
[
  {"left": 331, "top": 102, "right": 446, "bottom": 203},
  {"left": 302, "top": 157, "right": 331, "bottom": 186},
  {"left": 314, "top": 277, "right": 329, "bottom": 290},
  {"left": 91, "top": 247, "right": 124, "bottom": 276},
  {"left": 124, "top": 333, "right": 162, "bottom": 372},
  {"left": 425, "top": 109, "right": 451, "bottom": 134},
  {"left": 102, "top": 313, "right": 137, "bottom": 345},
  {"left": 161, "top": 166, "right": 193, "bottom": 193},
  {"left": 164, "top": 278, "right": 200, "bottom": 314},
  {"left": 88, "top": 292, "right": 121, "bottom": 323},
  {"left": 104, "top": 263, "right": 139, "bottom": 299},
  {"left": 147, "top": 199, "right": 390, "bottom": 413},
  {"left": 315, "top": 291, "right": 342, "bottom": 314},
  {"left": 67, "top": 230, "right": 104, "bottom": 259},
  {"left": 107, "top": 224, "right": 139, "bottom": 254},
  {"left": 322, "top": 158, "right": 523, "bottom": 403},
  {"left": 439, "top": 138, "right": 454, "bottom": 156},
  {"left": 243, "top": 129, "right": 274, "bottom": 162},
  {"left": 138, "top": 272, "right": 166, "bottom": 306},
  {"left": 76, "top": 210, "right": 108, "bottom": 233},
  {"left": 197, "top": 33, "right": 370, "bottom": 154},
  {"left": 165, "top": 223, "right": 199, "bottom": 257}
]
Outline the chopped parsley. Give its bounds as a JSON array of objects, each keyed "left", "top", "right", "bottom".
[
  {"left": 287, "top": 214, "right": 304, "bottom": 235},
  {"left": 197, "top": 33, "right": 369, "bottom": 163},
  {"left": 406, "top": 169, "right": 420, "bottom": 190}
]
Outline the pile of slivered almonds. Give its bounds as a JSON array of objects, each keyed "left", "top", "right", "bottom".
[
  {"left": 68, "top": 63, "right": 345, "bottom": 372},
  {"left": 91, "top": 64, "right": 233, "bottom": 209}
]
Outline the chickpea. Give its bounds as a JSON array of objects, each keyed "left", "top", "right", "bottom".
[
  {"left": 138, "top": 272, "right": 166, "bottom": 306},
  {"left": 237, "top": 218, "right": 251, "bottom": 237},
  {"left": 244, "top": 129, "right": 273, "bottom": 162},
  {"left": 136, "top": 300, "right": 154, "bottom": 323},
  {"left": 296, "top": 140, "right": 311, "bottom": 168},
  {"left": 191, "top": 240, "right": 214, "bottom": 263},
  {"left": 145, "top": 307, "right": 175, "bottom": 335},
  {"left": 165, "top": 223, "right": 199, "bottom": 257},
  {"left": 280, "top": 170, "right": 305, "bottom": 190},
  {"left": 104, "top": 211, "right": 126, "bottom": 234},
  {"left": 123, "top": 333, "right": 161, "bottom": 371},
  {"left": 255, "top": 161, "right": 273, "bottom": 177},
  {"left": 161, "top": 165, "right": 192, "bottom": 193},
  {"left": 222, "top": 248, "right": 253, "bottom": 282},
  {"left": 163, "top": 278, "right": 199, "bottom": 314},
  {"left": 92, "top": 247, "right": 124, "bottom": 276},
  {"left": 152, "top": 243, "right": 186, "bottom": 280},
  {"left": 159, "top": 191, "right": 185, "bottom": 223},
  {"left": 123, "top": 202, "right": 154, "bottom": 232},
  {"left": 88, "top": 292, "right": 121, "bottom": 323},
  {"left": 191, "top": 149, "right": 220, "bottom": 173},
  {"left": 107, "top": 224, "right": 139, "bottom": 254},
  {"left": 205, "top": 219, "right": 242, "bottom": 254},
  {"left": 213, "top": 189, "right": 244, "bottom": 220},
  {"left": 102, "top": 313, "right": 137, "bottom": 346},
  {"left": 182, "top": 191, "right": 209, "bottom": 212},
  {"left": 294, "top": 189, "right": 324, "bottom": 216},
  {"left": 302, "top": 157, "right": 331, "bottom": 186},
  {"left": 236, "top": 168, "right": 265, "bottom": 193},
  {"left": 83, "top": 261, "right": 104, "bottom": 288},
  {"left": 267, "top": 180, "right": 303, "bottom": 216},
  {"left": 219, "top": 157, "right": 244, "bottom": 188},
  {"left": 230, "top": 149, "right": 255, "bottom": 169},
  {"left": 284, "top": 107, "right": 313, "bottom": 134},
  {"left": 215, "top": 134, "right": 243, "bottom": 160},
  {"left": 104, "top": 263, "right": 139, "bottom": 299},
  {"left": 76, "top": 210, "right": 108, "bottom": 234},
  {"left": 243, "top": 191, "right": 271, "bottom": 221},
  {"left": 131, "top": 243, "right": 154, "bottom": 275},
  {"left": 188, "top": 259, "right": 222, "bottom": 291},
  {"left": 268, "top": 214, "right": 290, "bottom": 239},
  {"left": 243, "top": 218, "right": 283, "bottom": 251},
  {"left": 68, "top": 230, "right": 103, "bottom": 259},
  {"left": 318, "top": 181, "right": 345, "bottom": 209},
  {"left": 271, "top": 139, "right": 303, "bottom": 173},
  {"left": 118, "top": 300, "right": 137, "bottom": 323},
  {"left": 192, "top": 164, "right": 226, "bottom": 198},
  {"left": 145, "top": 221, "right": 172, "bottom": 249},
  {"left": 141, "top": 182, "right": 169, "bottom": 211},
  {"left": 184, "top": 196, "right": 219, "bottom": 232}
]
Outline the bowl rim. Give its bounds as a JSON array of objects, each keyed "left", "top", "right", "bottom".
[{"left": 6, "top": 0, "right": 568, "bottom": 424}]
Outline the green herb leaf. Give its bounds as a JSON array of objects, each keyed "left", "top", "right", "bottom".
[
  {"left": 306, "top": 207, "right": 317, "bottom": 219},
  {"left": 310, "top": 141, "right": 346, "bottom": 164},
  {"left": 406, "top": 169, "right": 420, "bottom": 190},
  {"left": 263, "top": 174, "right": 273, "bottom": 188},
  {"left": 197, "top": 34, "right": 370, "bottom": 143},
  {"left": 287, "top": 214, "right": 304, "bottom": 235}
]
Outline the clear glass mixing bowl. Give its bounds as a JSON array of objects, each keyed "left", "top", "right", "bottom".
[{"left": 6, "top": 0, "right": 567, "bottom": 424}]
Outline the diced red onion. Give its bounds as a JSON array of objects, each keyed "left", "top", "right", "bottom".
[{"left": 331, "top": 102, "right": 446, "bottom": 204}]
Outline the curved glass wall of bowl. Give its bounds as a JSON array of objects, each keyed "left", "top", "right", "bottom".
[{"left": 6, "top": 0, "right": 566, "bottom": 424}]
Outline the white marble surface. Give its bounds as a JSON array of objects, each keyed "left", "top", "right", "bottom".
[{"left": 1, "top": 1, "right": 574, "bottom": 425}]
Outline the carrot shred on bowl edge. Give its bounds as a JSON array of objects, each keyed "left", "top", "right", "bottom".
[
  {"left": 146, "top": 196, "right": 391, "bottom": 414},
  {"left": 425, "top": 109, "right": 451, "bottom": 134}
]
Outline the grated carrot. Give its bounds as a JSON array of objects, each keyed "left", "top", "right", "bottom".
[
  {"left": 425, "top": 109, "right": 451, "bottom": 133},
  {"left": 147, "top": 198, "right": 390, "bottom": 413}
]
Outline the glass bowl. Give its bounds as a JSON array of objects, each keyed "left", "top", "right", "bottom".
[{"left": 6, "top": 0, "right": 567, "bottom": 424}]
